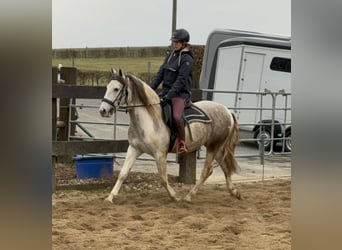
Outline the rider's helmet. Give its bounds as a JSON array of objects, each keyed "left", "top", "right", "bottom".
[{"left": 171, "top": 28, "right": 190, "bottom": 42}]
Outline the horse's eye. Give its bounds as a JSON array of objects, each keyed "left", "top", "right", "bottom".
[{"left": 113, "top": 88, "right": 119, "bottom": 92}]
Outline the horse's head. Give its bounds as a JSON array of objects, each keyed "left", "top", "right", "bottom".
[{"left": 99, "top": 68, "right": 128, "bottom": 117}]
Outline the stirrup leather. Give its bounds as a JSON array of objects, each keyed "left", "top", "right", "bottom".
[{"left": 176, "top": 140, "right": 188, "bottom": 154}]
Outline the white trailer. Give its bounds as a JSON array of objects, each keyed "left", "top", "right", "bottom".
[{"left": 199, "top": 29, "right": 291, "bottom": 151}]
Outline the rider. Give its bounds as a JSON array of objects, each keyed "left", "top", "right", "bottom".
[{"left": 150, "top": 28, "right": 194, "bottom": 154}]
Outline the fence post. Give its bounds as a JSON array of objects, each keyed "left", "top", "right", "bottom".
[
  {"left": 52, "top": 67, "right": 58, "bottom": 193},
  {"left": 177, "top": 89, "right": 202, "bottom": 184},
  {"left": 147, "top": 61, "right": 151, "bottom": 83},
  {"left": 178, "top": 151, "right": 197, "bottom": 184},
  {"left": 52, "top": 67, "right": 58, "bottom": 141}
]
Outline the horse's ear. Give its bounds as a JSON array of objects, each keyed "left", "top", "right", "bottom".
[
  {"left": 119, "top": 69, "right": 124, "bottom": 77},
  {"left": 111, "top": 68, "right": 117, "bottom": 75}
]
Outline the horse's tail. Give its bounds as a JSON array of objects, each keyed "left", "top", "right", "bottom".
[{"left": 224, "top": 112, "right": 240, "bottom": 173}]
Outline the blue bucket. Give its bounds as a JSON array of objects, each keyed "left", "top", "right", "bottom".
[{"left": 73, "top": 154, "right": 114, "bottom": 179}]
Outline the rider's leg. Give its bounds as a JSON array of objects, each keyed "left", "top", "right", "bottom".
[{"left": 172, "top": 97, "right": 188, "bottom": 153}]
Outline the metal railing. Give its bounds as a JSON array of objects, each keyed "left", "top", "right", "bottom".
[
  {"left": 65, "top": 87, "right": 291, "bottom": 180},
  {"left": 200, "top": 88, "right": 291, "bottom": 157}
]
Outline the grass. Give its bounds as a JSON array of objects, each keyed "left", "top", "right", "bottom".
[{"left": 52, "top": 57, "right": 164, "bottom": 75}]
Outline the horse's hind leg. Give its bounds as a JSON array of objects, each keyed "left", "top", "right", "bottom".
[
  {"left": 105, "top": 146, "right": 142, "bottom": 203},
  {"left": 183, "top": 151, "right": 215, "bottom": 202},
  {"left": 155, "top": 153, "right": 180, "bottom": 201},
  {"left": 215, "top": 150, "right": 241, "bottom": 199}
]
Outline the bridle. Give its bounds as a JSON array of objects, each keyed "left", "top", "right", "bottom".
[
  {"left": 101, "top": 86, "right": 128, "bottom": 111},
  {"left": 102, "top": 73, "right": 161, "bottom": 113},
  {"left": 101, "top": 73, "right": 129, "bottom": 111}
]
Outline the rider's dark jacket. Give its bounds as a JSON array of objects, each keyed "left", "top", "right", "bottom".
[{"left": 150, "top": 48, "right": 194, "bottom": 101}]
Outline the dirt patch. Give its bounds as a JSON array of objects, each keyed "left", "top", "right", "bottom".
[{"left": 53, "top": 164, "right": 291, "bottom": 250}]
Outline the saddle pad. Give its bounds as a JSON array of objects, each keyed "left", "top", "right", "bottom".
[{"left": 183, "top": 104, "right": 212, "bottom": 124}]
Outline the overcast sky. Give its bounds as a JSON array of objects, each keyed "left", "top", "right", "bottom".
[{"left": 52, "top": 0, "right": 291, "bottom": 49}]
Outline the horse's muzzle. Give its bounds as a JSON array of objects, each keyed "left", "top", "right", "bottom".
[{"left": 99, "top": 107, "right": 113, "bottom": 117}]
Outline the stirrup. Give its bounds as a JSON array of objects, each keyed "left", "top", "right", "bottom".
[{"left": 177, "top": 140, "right": 188, "bottom": 154}]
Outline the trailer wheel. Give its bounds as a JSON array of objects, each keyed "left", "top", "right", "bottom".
[
  {"left": 284, "top": 130, "right": 292, "bottom": 152},
  {"left": 254, "top": 127, "right": 272, "bottom": 151}
]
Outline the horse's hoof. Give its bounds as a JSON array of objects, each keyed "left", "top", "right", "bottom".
[
  {"left": 183, "top": 195, "right": 192, "bottom": 203},
  {"left": 232, "top": 190, "right": 242, "bottom": 200},
  {"left": 105, "top": 196, "right": 113, "bottom": 203},
  {"left": 173, "top": 197, "right": 181, "bottom": 202}
]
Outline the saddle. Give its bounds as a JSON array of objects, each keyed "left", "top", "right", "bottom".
[{"left": 160, "top": 99, "right": 212, "bottom": 152}]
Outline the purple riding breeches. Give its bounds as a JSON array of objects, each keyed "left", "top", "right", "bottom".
[{"left": 171, "top": 97, "right": 186, "bottom": 122}]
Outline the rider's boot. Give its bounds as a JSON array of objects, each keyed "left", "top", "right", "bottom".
[
  {"left": 177, "top": 140, "right": 188, "bottom": 154},
  {"left": 175, "top": 120, "right": 188, "bottom": 154}
]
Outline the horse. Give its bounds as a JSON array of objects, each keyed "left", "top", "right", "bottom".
[{"left": 99, "top": 68, "right": 241, "bottom": 202}]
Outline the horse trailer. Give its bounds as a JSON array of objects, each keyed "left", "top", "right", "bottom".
[{"left": 199, "top": 29, "right": 291, "bottom": 152}]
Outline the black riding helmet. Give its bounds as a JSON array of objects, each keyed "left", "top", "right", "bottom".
[{"left": 171, "top": 28, "right": 190, "bottom": 42}]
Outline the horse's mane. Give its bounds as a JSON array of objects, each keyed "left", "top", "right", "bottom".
[{"left": 125, "top": 73, "right": 161, "bottom": 122}]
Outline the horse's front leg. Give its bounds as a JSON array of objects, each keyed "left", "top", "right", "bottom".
[
  {"left": 105, "top": 145, "right": 142, "bottom": 203},
  {"left": 155, "top": 153, "right": 180, "bottom": 201}
]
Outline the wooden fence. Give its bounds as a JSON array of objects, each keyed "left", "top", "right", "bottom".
[{"left": 52, "top": 67, "right": 202, "bottom": 191}]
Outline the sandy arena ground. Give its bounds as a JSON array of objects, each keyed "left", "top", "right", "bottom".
[{"left": 52, "top": 164, "right": 291, "bottom": 250}]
